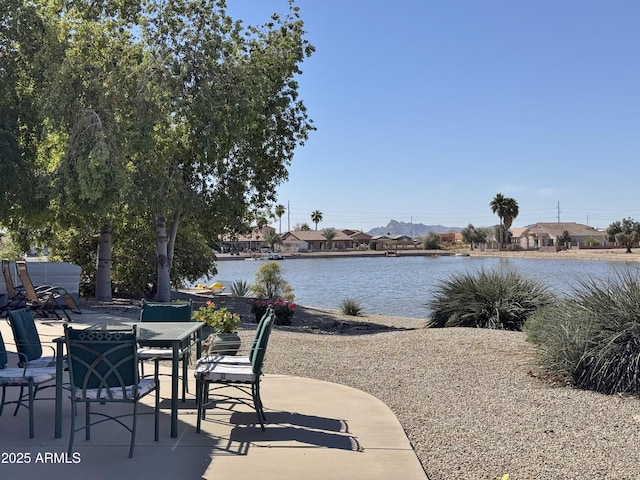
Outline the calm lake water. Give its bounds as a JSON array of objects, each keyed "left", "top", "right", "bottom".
[{"left": 197, "top": 256, "right": 640, "bottom": 319}]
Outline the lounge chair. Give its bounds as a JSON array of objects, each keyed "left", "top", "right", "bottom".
[
  {"left": 15, "top": 260, "right": 81, "bottom": 320},
  {"left": 1, "top": 259, "right": 27, "bottom": 315}
]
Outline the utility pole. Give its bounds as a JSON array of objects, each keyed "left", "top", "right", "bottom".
[
  {"left": 557, "top": 201, "right": 561, "bottom": 223},
  {"left": 287, "top": 201, "right": 290, "bottom": 232}
]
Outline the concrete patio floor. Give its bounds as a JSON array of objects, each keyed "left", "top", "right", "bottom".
[{"left": 0, "top": 313, "right": 427, "bottom": 480}]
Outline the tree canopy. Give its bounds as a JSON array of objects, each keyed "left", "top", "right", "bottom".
[
  {"left": 1, "top": 0, "right": 314, "bottom": 300},
  {"left": 606, "top": 218, "right": 640, "bottom": 253}
]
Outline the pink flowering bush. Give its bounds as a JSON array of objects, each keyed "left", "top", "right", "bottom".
[{"left": 249, "top": 298, "right": 297, "bottom": 325}]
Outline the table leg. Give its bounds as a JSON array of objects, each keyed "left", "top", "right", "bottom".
[
  {"left": 171, "top": 342, "right": 179, "bottom": 437},
  {"left": 55, "top": 340, "right": 63, "bottom": 438}
]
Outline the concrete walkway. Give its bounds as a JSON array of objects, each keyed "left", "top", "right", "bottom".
[{"left": 0, "top": 314, "right": 427, "bottom": 480}]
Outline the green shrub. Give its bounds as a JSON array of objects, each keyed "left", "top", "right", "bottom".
[
  {"left": 429, "top": 269, "right": 554, "bottom": 330},
  {"left": 526, "top": 270, "right": 640, "bottom": 395},
  {"left": 524, "top": 300, "right": 592, "bottom": 381},
  {"left": 249, "top": 261, "right": 294, "bottom": 301},
  {"left": 340, "top": 297, "right": 363, "bottom": 316},
  {"left": 230, "top": 279, "right": 250, "bottom": 297}
]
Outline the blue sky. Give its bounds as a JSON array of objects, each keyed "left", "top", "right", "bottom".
[{"left": 227, "top": 1, "right": 640, "bottom": 233}]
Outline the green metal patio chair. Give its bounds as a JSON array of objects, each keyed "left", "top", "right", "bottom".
[
  {"left": 197, "top": 305, "right": 273, "bottom": 366},
  {"left": 7, "top": 308, "right": 57, "bottom": 368},
  {"left": 195, "top": 308, "right": 275, "bottom": 432},
  {"left": 137, "top": 299, "right": 194, "bottom": 401},
  {"left": 64, "top": 324, "right": 160, "bottom": 458},
  {"left": 0, "top": 327, "right": 57, "bottom": 438}
]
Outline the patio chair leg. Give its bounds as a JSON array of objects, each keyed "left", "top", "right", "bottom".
[
  {"left": 154, "top": 376, "right": 159, "bottom": 442},
  {"left": 28, "top": 380, "right": 34, "bottom": 438},
  {"left": 85, "top": 402, "right": 91, "bottom": 440},
  {"left": 252, "top": 382, "right": 265, "bottom": 431},
  {"left": 13, "top": 386, "right": 24, "bottom": 416},
  {"left": 0, "top": 385, "right": 5, "bottom": 416},
  {"left": 196, "top": 378, "right": 205, "bottom": 433},
  {"left": 68, "top": 402, "right": 76, "bottom": 457},
  {"left": 129, "top": 403, "right": 137, "bottom": 458}
]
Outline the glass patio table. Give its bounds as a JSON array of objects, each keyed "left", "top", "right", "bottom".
[{"left": 54, "top": 321, "right": 203, "bottom": 439}]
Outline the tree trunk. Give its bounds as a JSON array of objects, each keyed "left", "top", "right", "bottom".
[
  {"left": 155, "top": 216, "right": 172, "bottom": 302},
  {"left": 95, "top": 224, "right": 112, "bottom": 300},
  {"left": 154, "top": 212, "right": 183, "bottom": 302}
]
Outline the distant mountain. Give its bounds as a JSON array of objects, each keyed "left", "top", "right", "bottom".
[{"left": 367, "top": 220, "right": 462, "bottom": 238}]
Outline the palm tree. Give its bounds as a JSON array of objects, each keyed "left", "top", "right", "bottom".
[
  {"left": 274, "top": 204, "right": 286, "bottom": 234},
  {"left": 322, "top": 228, "right": 337, "bottom": 250},
  {"left": 263, "top": 231, "right": 283, "bottom": 252},
  {"left": 311, "top": 210, "right": 323, "bottom": 231},
  {"left": 489, "top": 193, "right": 519, "bottom": 248}
]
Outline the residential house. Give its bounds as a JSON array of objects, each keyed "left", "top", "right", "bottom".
[
  {"left": 342, "top": 230, "right": 373, "bottom": 249},
  {"left": 511, "top": 222, "right": 608, "bottom": 250},
  {"left": 281, "top": 230, "right": 354, "bottom": 252},
  {"left": 438, "top": 232, "right": 463, "bottom": 246},
  {"left": 370, "top": 234, "right": 415, "bottom": 250},
  {"left": 220, "top": 226, "right": 276, "bottom": 252}
]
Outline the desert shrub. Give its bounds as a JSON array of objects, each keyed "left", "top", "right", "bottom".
[
  {"left": 429, "top": 269, "right": 555, "bottom": 330},
  {"left": 584, "top": 237, "right": 600, "bottom": 247},
  {"left": 524, "top": 300, "right": 593, "bottom": 381},
  {"left": 527, "top": 270, "right": 640, "bottom": 395},
  {"left": 230, "top": 279, "right": 250, "bottom": 297},
  {"left": 340, "top": 297, "right": 363, "bottom": 316}
]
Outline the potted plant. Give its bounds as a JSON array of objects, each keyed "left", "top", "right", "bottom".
[
  {"left": 249, "top": 262, "right": 296, "bottom": 325},
  {"left": 193, "top": 301, "right": 242, "bottom": 355}
]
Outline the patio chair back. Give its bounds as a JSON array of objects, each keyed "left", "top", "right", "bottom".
[
  {"left": 7, "top": 309, "right": 43, "bottom": 365},
  {"left": 65, "top": 326, "right": 138, "bottom": 395},
  {"left": 14, "top": 261, "right": 40, "bottom": 303},
  {"left": 251, "top": 309, "right": 274, "bottom": 374},
  {"left": 64, "top": 324, "right": 159, "bottom": 457},
  {"left": 140, "top": 299, "right": 193, "bottom": 322},
  {"left": 2, "top": 259, "right": 17, "bottom": 299}
]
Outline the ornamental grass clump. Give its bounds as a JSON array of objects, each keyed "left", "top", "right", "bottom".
[
  {"left": 340, "top": 297, "right": 363, "bottom": 316},
  {"left": 428, "top": 269, "right": 555, "bottom": 330},
  {"left": 526, "top": 269, "right": 640, "bottom": 395}
]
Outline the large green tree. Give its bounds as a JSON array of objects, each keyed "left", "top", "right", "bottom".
[
  {"left": 0, "top": 0, "right": 59, "bottom": 234},
  {"left": 460, "top": 224, "right": 489, "bottom": 250},
  {"left": 2, "top": 0, "right": 314, "bottom": 301},
  {"left": 133, "top": 0, "right": 314, "bottom": 301},
  {"left": 606, "top": 218, "right": 640, "bottom": 253}
]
